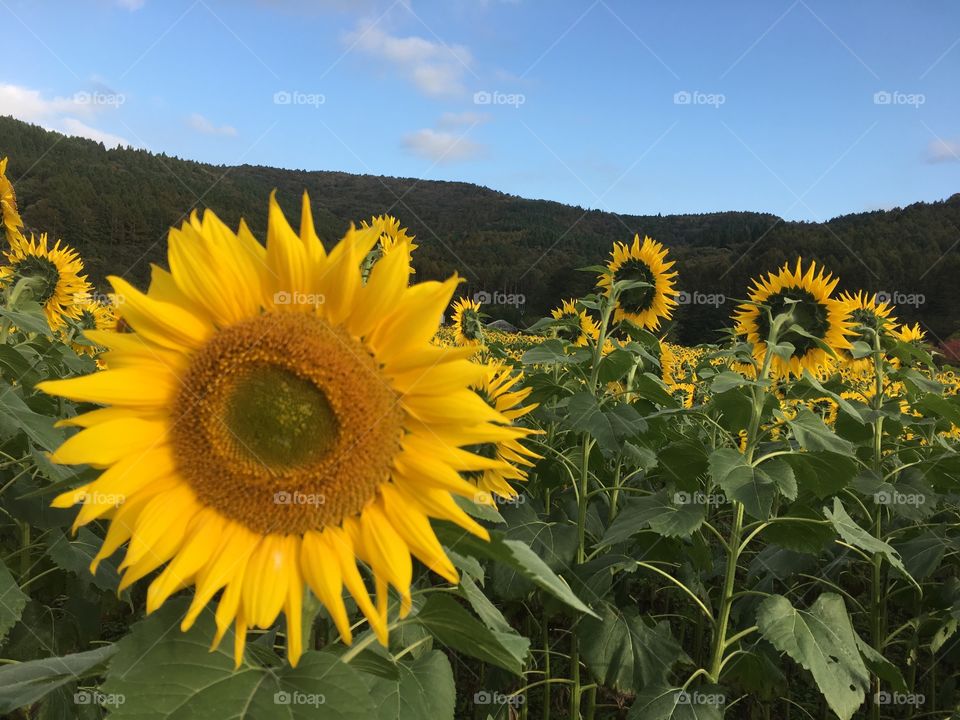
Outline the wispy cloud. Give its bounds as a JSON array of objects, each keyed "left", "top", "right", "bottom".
[
  {"left": 402, "top": 128, "right": 483, "bottom": 163},
  {"left": 438, "top": 110, "right": 490, "bottom": 128},
  {"left": 928, "top": 138, "right": 960, "bottom": 163},
  {"left": 0, "top": 83, "right": 130, "bottom": 148},
  {"left": 345, "top": 21, "right": 472, "bottom": 97},
  {"left": 187, "top": 112, "right": 238, "bottom": 137}
]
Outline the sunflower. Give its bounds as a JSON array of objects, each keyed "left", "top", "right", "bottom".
[
  {"left": 38, "top": 192, "right": 518, "bottom": 668},
  {"left": 0, "top": 233, "right": 90, "bottom": 331},
  {"left": 550, "top": 299, "right": 599, "bottom": 347},
  {"left": 360, "top": 215, "right": 418, "bottom": 278},
  {"left": 598, "top": 235, "right": 679, "bottom": 330},
  {"left": 469, "top": 361, "right": 541, "bottom": 501},
  {"left": 836, "top": 290, "right": 897, "bottom": 374},
  {"left": 68, "top": 297, "right": 117, "bottom": 356},
  {"left": 734, "top": 259, "right": 853, "bottom": 379},
  {"left": 0, "top": 157, "right": 23, "bottom": 242},
  {"left": 893, "top": 322, "right": 926, "bottom": 344},
  {"left": 451, "top": 297, "right": 484, "bottom": 346}
]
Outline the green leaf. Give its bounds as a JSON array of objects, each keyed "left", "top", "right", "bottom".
[
  {"left": 577, "top": 605, "right": 687, "bottom": 692},
  {"left": 708, "top": 448, "right": 775, "bottom": 520},
  {"left": 414, "top": 594, "right": 529, "bottom": 675},
  {"left": 710, "top": 370, "right": 755, "bottom": 394},
  {"left": 521, "top": 340, "right": 576, "bottom": 365},
  {"left": 101, "top": 599, "right": 377, "bottom": 719},
  {"left": 913, "top": 392, "right": 960, "bottom": 427},
  {"left": 893, "top": 533, "right": 946, "bottom": 581},
  {"left": 0, "top": 382, "right": 64, "bottom": 451},
  {"left": 626, "top": 685, "right": 724, "bottom": 720},
  {"left": 597, "top": 349, "right": 637, "bottom": 384},
  {"left": 458, "top": 573, "right": 514, "bottom": 635},
  {"left": 0, "top": 558, "right": 28, "bottom": 644},
  {"left": 566, "top": 393, "right": 647, "bottom": 454},
  {"left": 756, "top": 593, "right": 870, "bottom": 720},
  {"left": 756, "top": 457, "right": 797, "bottom": 501},
  {"left": 823, "top": 498, "right": 920, "bottom": 591},
  {"left": 601, "top": 491, "right": 705, "bottom": 544},
  {"left": 364, "top": 650, "right": 456, "bottom": 720},
  {"left": 435, "top": 523, "right": 595, "bottom": 617},
  {"left": 786, "top": 452, "right": 857, "bottom": 498},
  {"left": 855, "top": 636, "right": 907, "bottom": 694},
  {"left": 0, "top": 644, "right": 118, "bottom": 714},
  {"left": 782, "top": 406, "right": 855, "bottom": 454},
  {"left": 46, "top": 528, "right": 121, "bottom": 592}
]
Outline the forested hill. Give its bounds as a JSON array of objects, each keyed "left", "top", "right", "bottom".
[{"left": 1, "top": 115, "right": 958, "bottom": 344}]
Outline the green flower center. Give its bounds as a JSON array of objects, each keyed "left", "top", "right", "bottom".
[
  {"left": 615, "top": 258, "right": 656, "bottom": 314},
  {"left": 12, "top": 256, "right": 61, "bottom": 305},
  {"left": 757, "top": 288, "right": 830, "bottom": 356}
]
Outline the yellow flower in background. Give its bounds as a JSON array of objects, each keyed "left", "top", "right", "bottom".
[
  {"left": 550, "top": 299, "right": 599, "bottom": 347},
  {"left": 0, "top": 157, "right": 23, "bottom": 242},
  {"left": 39, "top": 192, "right": 517, "bottom": 668},
  {"left": 837, "top": 290, "right": 897, "bottom": 374},
  {"left": 470, "top": 361, "right": 542, "bottom": 501},
  {"left": 893, "top": 322, "right": 926, "bottom": 344},
  {"left": 69, "top": 297, "right": 117, "bottom": 356},
  {"left": 452, "top": 296, "right": 485, "bottom": 346},
  {"left": 0, "top": 233, "right": 90, "bottom": 331},
  {"left": 734, "top": 259, "right": 853, "bottom": 380},
  {"left": 361, "top": 214, "right": 418, "bottom": 277},
  {"left": 598, "top": 235, "right": 679, "bottom": 330}
]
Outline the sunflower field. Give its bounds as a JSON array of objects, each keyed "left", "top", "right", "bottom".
[{"left": 1, "top": 156, "right": 960, "bottom": 720}]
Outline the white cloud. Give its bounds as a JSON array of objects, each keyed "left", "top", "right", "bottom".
[
  {"left": 402, "top": 128, "right": 483, "bottom": 163},
  {"left": 928, "top": 138, "right": 960, "bottom": 163},
  {"left": 345, "top": 21, "right": 472, "bottom": 97},
  {"left": 187, "top": 113, "right": 238, "bottom": 137},
  {"left": 437, "top": 110, "right": 490, "bottom": 128},
  {"left": 0, "top": 83, "right": 130, "bottom": 148}
]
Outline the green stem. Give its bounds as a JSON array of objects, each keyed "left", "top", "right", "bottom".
[{"left": 869, "top": 330, "right": 886, "bottom": 720}]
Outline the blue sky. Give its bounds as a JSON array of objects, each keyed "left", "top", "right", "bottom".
[{"left": 1, "top": 0, "right": 958, "bottom": 220}]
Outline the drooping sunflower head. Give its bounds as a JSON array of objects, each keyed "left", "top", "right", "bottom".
[
  {"left": 550, "top": 299, "right": 599, "bottom": 347},
  {"left": 452, "top": 296, "right": 485, "bottom": 346},
  {"left": 733, "top": 258, "right": 854, "bottom": 380},
  {"left": 0, "top": 233, "right": 90, "bottom": 331},
  {"left": 39, "top": 192, "right": 516, "bottom": 668},
  {"left": 468, "top": 361, "right": 541, "bottom": 502},
  {"left": 836, "top": 290, "right": 897, "bottom": 372},
  {"left": 597, "top": 235, "right": 679, "bottom": 330},
  {"left": 360, "top": 214, "right": 418, "bottom": 278},
  {"left": 0, "top": 157, "right": 23, "bottom": 242}
]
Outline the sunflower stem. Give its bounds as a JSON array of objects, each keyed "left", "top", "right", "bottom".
[{"left": 869, "top": 328, "right": 886, "bottom": 720}]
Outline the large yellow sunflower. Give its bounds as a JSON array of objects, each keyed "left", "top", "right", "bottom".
[
  {"left": 0, "top": 233, "right": 90, "bottom": 331},
  {"left": 734, "top": 259, "right": 853, "bottom": 379},
  {"left": 39, "top": 192, "right": 519, "bottom": 668},
  {"left": 836, "top": 290, "right": 897, "bottom": 374},
  {"left": 597, "top": 235, "right": 679, "bottom": 330},
  {"left": 0, "top": 157, "right": 23, "bottom": 242},
  {"left": 469, "top": 361, "right": 541, "bottom": 501},
  {"left": 451, "top": 297, "right": 484, "bottom": 346},
  {"left": 550, "top": 299, "right": 599, "bottom": 347}
]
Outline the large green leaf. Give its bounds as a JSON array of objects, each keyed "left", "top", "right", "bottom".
[
  {"left": 626, "top": 685, "right": 724, "bottom": 720},
  {"left": 414, "top": 594, "right": 529, "bottom": 675},
  {"left": 363, "top": 650, "right": 456, "bottom": 720},
  {"left": 708, "top": 448, "right": 775, "bottom": 520},
  {"left": 0, "top": 557, "right": 28, "bottom": 644},
  {"left": 577, "top": 605, "right": 687, "bottom": 692},
  {"left": 782, "top": 406, "right": 855, "bottom": 454},
  {"left": 601, "top": 491, "right": 705, "bottom": 544},
  {"left": 786, "top": 452, "right": 857, "bottom": 498},
  {"left": 0, "top": 644, "right": 117, "bottom": 714},
  {"left": 101, "top": 599, "right": 377, "bottom": 719},
  {"left": 823, "top": 498, "right": 920, "bottom": 591},
  {"left": 46, "top": 528, "right": 121, "bottom": 592},
  {"left": 756, "top": 593, "right": 870, "bottom": 720}
]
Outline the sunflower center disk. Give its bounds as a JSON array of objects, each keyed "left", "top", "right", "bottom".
[
  {"left": 615, "top": 258, "right": 656, "bottom": 314},
  {"left": 14, "top": 256, "right": 61, "bottom": 304},
  {"left": 172, "top": 312, "right": 405, "bottom": 535},
  {"left": 758, "top": 288, "right": 830, "bottom": 356}
]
